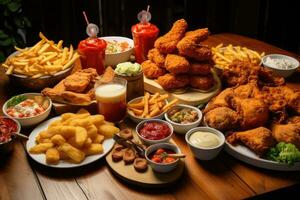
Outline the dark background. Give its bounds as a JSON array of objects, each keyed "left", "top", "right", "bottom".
[{"left": 15, "top": 0, "right": 300, "bottom": 54}]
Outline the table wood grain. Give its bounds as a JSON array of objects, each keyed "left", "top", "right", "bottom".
[{"left": 0, "top": 33, "right": 299, "bottom": 200}]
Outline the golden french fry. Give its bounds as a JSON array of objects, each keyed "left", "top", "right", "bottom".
[
  {"left": 162, "top": 99, "right": 178, "bottom": 111},
  {"left": 142, "top": 92, "right": 150, "bottom": 117}
]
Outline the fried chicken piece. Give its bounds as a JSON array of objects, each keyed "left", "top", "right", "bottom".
[
  {"left": 288, "top": 92, "right": 300, "bottom": 114},
  {"left": 258, "top": 67, "right": 285, "bottom": 87},
  {"left": 156, "top": 73, "right": 189, "bottom": 90},
  {"left": 226, "top": 127, "right": 275, "bottom": 156},
  {"left": 165, "top": 54, "right": 190, "bottom": 74},
  {"left": 141, "top": 60, "right": 166, "bottom": 79},
  {"left": 61, "top": 90, "right": 94, "bottom": 105},
  {"left": 286, "top": 116, "right": 300, "bottom": 125},
  {"left": 205, "top": 107, "right": 239, "bottom": 131},
  {"left": 42, "top": 80, "right": 66, "bottom": 100},
  {"left": 190, "top": 74, "right": 215, "bottom": 90},
  {"left": 231, "top": 97, "right": 269, "bottom": 129},
  {"left": 233, "top": 83, "right": 261, "bottom": 99},
  {"left": 189, "top": 60, "right": 213, "bottom": 75},
  {"left": 177, "top": 41, "right": 212, "bottom": 61},
  {"left": 222, "top": 60, "right": 260, "bottom": 87},
  {"left": 147, "top": 48, "right": 165, "bottom": 68},
  {"left": 204, "top": 88, "right": 234, "bottom": 113},
  {"left": 183, "top": 28, "right": 210, "bottom": 43},
  {"left": 271, "top": 123, "right": 300, "bottom": 149},
  {"left": 154, "top": 19, "right": 188, "bottom": 54}
]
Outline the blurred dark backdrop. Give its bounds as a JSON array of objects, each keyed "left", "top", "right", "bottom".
[{"left": 9, "top": 0, "right": 300, "bottom": 55}]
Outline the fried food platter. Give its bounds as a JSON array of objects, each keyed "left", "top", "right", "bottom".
[
  {"left": 105, "top": 123, "right": 185, "bottom": 187},
  {"left": 26, "top": 116, "right": 115, "bottom": 168}
]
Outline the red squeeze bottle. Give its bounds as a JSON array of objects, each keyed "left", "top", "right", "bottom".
[
  {"left": 78, "top": 23, "right": 107, "bottom": 75},
  {"left": 131, "top": 9, "right": 159, "bottom": 64}
]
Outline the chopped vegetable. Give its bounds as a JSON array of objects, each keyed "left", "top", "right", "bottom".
[
  {"left": 168, "top": 108, "right": 198, "bottom": 124},
  {"left": 7, "top": 95, "right": 27, "bottom": 108},
  {"left": 115, "top": 62, "right": 141, "bottom": 76},
  {"left": 105, "top": 40, "right": 130, "bottom": 54},
  {"left": 265, "top": 142, "right": 300, "bottom": 166}
]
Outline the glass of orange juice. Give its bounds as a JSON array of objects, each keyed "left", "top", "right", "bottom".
[{"left": 95, "top": 77, "right": 127, "bottom": 123}]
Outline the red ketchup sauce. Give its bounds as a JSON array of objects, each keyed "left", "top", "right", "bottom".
[
  {"left": 78, "top": 38, "right": 107, "bottom": 75},
  {"left": 139, "top": 122, "right": 171, "bottom": 140},
  {"left": 0, "top": 117, "right": 18, "bottom": 143}
]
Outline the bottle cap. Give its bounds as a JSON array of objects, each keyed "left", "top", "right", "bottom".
[
  {"left": 86, "top": 23, "right": 99, "bottom": 38},
  {"left": 137, "top": 9, "right": 151, "bottom": 25}
]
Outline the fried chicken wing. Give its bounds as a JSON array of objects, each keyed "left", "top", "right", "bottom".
[
  {"left": 61, "top": 90, "right": 94, "bottom": 105},
  {"left": 154, "top": 19, "right": 188, "bottom": 54},
  {"left": 205, "top": 107, "right": 239, "bottom": 131},
  {"left": 190, "top": 74, "right": 215, "bottom": 90},
  {"left": 165, "top": 54, "right": 190, "bottom": 74},
  {"left": 288, "top": 92, "right": 300, "bottom": 114},
  {"left": 204, "top": 88, "right": 234, "bottom": 113},
  {"left": 141, "top": 60, "right": 166, "bottom": 79},
  {"left": 226, "top": 127, "right": 275, "bottom": 156},
  {"left": 156, "top": 73, "right": 189, "bottom": 90},
  {"left": 233, "top": 83, "right": 261, "bottom": 99},
  {"left": 231, "top": 97, "right": 269, "bottom": 129},
  {"left": 271, "top": 123, "right": 300, "bottom": 149},
  {"left": 147, "top": 48, "right": 165, "bottom": 68},
  {"left": 189, "top": 60, "right": 213, "bottom": 75},
  {"left": 183, "top": 28, "right": 210, "bottom": 43}
]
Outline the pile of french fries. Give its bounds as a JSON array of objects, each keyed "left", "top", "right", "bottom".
[
  {"left": 212, "top": 44, "right": 265, "bottom": 69},
  {"left": 127, "top": 92, "right": 178, "bottom": 118},
  {"left": 2, "top": 32, "right": 79, "bottom": 78},
  {"left": 29, "top": 109, "right": 120, "bottom": 164}
]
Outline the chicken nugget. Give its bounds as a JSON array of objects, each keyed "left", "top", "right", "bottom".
[
  {"left": 147, "top": 48, "right": 165, "bottom": 68},
  {"left": 142, "top": 60, "right": 166, "bottom": 79},
  {"left": 46, "top": 148, "right": 60, "bottom": 164},
  {"left": 154, "top": 19, "right": 188, "bottom": 54},
  {"left": 190, "top": 74, "right": 215, "bottom": 90},
  {"left": 189, "top": 60, "right": 213, "bottom": 75},
  {"left": 165, "top": 54, "right": 190, "bottom": 74},
  {"left": 83, "top": 143, "right": 103, "bottom": 156},
  {"left": 58, "top": 143, "right": 85, "bottom": 163},
  {"left": 29, "top": 143, "right": 54, "bottom": 154},
  {"left": 156, "top": 73, "right": 189, "bottom": 90},
  {"left": 98, "top": 124, "right": 120, "bottom": 138}
]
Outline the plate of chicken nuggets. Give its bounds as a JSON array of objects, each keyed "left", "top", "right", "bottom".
[{"left": 26, "top": 109, "right": 118, "bottom": 168}]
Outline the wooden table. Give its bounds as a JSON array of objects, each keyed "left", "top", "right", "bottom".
[{"left": 1, "top": 34, "right": 299, "bottom": 200}]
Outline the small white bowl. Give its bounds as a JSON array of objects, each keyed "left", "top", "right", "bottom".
[
  {"left": 261, "top": 54, "right": 299, "bottom": 78},
  {"left": 185, "top": 127, "right": 225, "bottom": 160},
  {"left": 3, "top": 93, "right": 52, "bottom": 127},
  {"left": 127, "top": 96, "right": 167, "bottom": 124},
  {"left": 164, "top": 104, "right": 202, "bottom": 135},
  {"left": 145, "top": 143, "right": 180, "bottom": 173},
  {"left": 0, "top": 116, "right": 21, "bottom": 154},
  {"left": 136, "top": 119, "right": 173, "bottom": 145},
  {"left": 100, "top": 36, "right": 134, "bottom": 67}
]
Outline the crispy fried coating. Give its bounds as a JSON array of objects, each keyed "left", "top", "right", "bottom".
[
  {"left": 233, "top": 83, "right": 261, "bottom": 99},
  {"left": 190, "top": 74, "right": 215, "bottom": 90},
  {"left": 156, "top": 73, "right": 189, "bottom": 90},
  {"left": 288, "top": 92, "right": 300, "bottom": 114},
  {"left": 231, "top": 97, "right": 269, "bottom": 129},
  {"left": 154, "top": 19, "right": 188, "bottom": 54},
  {"left": 205, "top": 107, "right": 239, "bottom": 131},
  {"left": 226, "top": 127, "right": 275, "bottom": 156},
  {"left": 189, "top": 60, "right": 213, "bottom": 75},
  {"left": 61, "top": 90, "right": 94, "bottom": 104},
  {"left": 183, "top": 28, "right": 210, "bottom": 43},
  {"left": 165, "top": 54, "right": 190, "bottom": 74},
  {"left": 147, "top": 48, "right": 165, "bottom": 68},
  {"left": 204, "top": 88, "right": 234, "bottom": 113},
  {"left": 271, "top": 123, "right": 300, "bottom": 149},
  {"left": 141, "top": 60, "right": 166, "bottom": 79}
]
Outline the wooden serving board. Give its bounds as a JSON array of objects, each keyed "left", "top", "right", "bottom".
[
  {"left": 105, "top": 122, "right": 185, "bottom": 187},
  {"left": 144, "top": 75, "right": 221, "bottom": 106}
]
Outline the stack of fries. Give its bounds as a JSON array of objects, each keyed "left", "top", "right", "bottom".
[
  {"left": 127, "top": 92, "right": 178, "bottom": 118},
  {"left": 2, "top": 32, "right": 79, "bottom": 78},
  {"left": 212, "top": 44, "right": 265, "bottom": 69}
]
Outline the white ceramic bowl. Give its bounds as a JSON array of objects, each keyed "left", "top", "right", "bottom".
[
  {"left": 0, "top": 116, "right": 21, "bottom": 154},
  {"left": 127, "top": 96, "right": 167, "bottom": 124},
  {"left": 100, "top": 36, "right": 134, "bottom": 67},
  {"left": 136, "top": 119, "right": 173, "bottom": 145},
  {"left": 261, "top": 54, "right": 299, "bottom": 78},
  {"left": 2, "top": 93, "right": 52, "bottom": 127},
  {"left": 164, "top": 104, "right": 202, "bottom": 135},
  {"left": 185, "top": 127, "right": 225, "bottom": 160},
  {"left": 145, "top": 143, "right": 180, "bottom": 173}
]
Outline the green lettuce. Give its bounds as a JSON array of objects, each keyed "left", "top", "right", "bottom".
[{"left": 266, "top": 142, "right": 300, "bottom": 166}]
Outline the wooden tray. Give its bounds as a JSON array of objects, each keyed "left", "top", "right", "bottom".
[
  {"left": 105, "top": 122, "right": 185, "bottom": 187},
  {"left": 144, "top": 75, "right": 221, "bottom": 106}
]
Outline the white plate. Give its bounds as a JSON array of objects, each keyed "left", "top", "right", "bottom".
[
  {"left": 26, "top": 117, "right": 115, "bottom": 168},
  {"left": 203, "top": 107, "right": 300, "bottom": 171}
]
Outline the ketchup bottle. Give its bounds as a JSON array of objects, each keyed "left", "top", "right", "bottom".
[
  {"left": 131, "top": 8, "right": 159, "bottom": 64},
  {"left": 78, "top": 23, "right": 107, "bottom": 75}
]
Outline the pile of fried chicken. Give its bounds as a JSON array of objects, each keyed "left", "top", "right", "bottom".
[
  {"left": 204, "top": 82, "right": 300, "bottom": 157},
  {"left": 142, "top": 19, "right": 215, "bottom": 91},
  {"left": 42, "top": 68, "right": 98, "bottom": 105}
]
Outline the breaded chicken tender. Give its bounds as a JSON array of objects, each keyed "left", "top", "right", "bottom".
[
  {"left": 165, "top": 54, "right": 190, "bottom": 74},
  {"left": 189, "top": 60, "right": 213, "bottom": 75},
  {"left": 156, "top": 73, "right": 189, "bottom": 90},
  {"left": 141, "top": 60, "right": 166, "bottom": 79},
  {"left": 147, "top": 48, "right": 165, "bottom": 68},
  {"left": 190, "top": 74, "right": 215, "bottom": 90},
  {"left": 154, "top": 19, "right": 188, "bottom": 54}
]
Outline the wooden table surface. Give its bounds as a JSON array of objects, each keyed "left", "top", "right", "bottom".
[{"left": 0, "top": 33, "right": 300, "bottom": 200}]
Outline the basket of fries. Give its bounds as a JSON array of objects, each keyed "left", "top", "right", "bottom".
[
  {"left": 127, "top": 92, "right": 178, "bottom": 123},
  {"left": 2, "top": 32, "right": 80, "bottom": 91}
]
